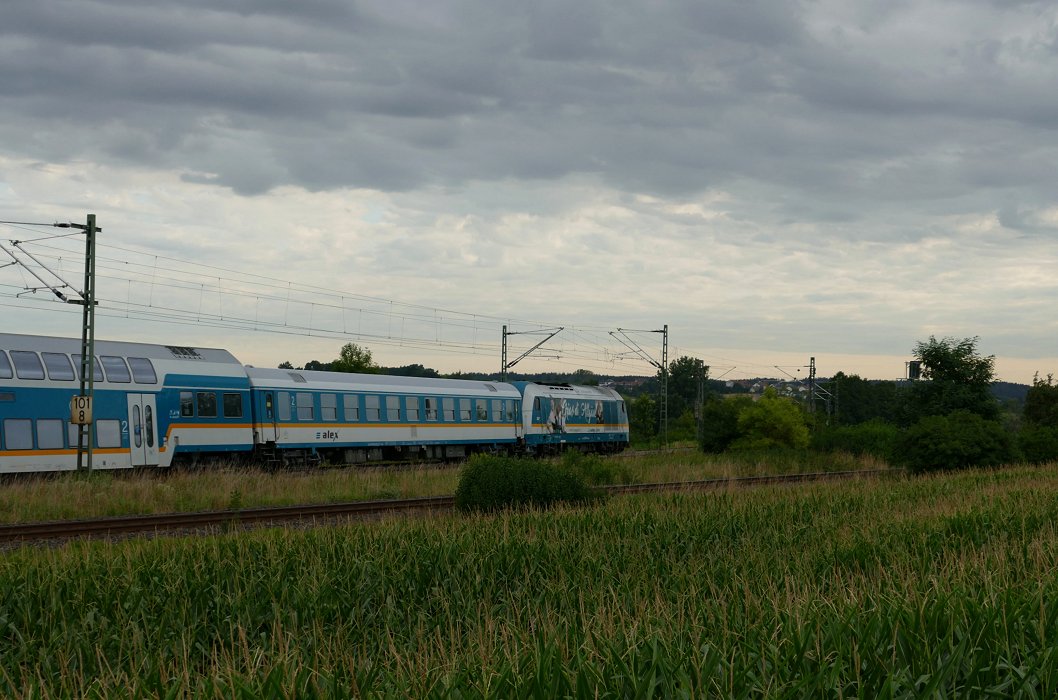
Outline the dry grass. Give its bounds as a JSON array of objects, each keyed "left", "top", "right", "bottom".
[{"left": 0, "top": 448, "right": 886, "bottom": 524}]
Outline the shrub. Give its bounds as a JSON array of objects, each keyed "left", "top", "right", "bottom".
[
  {"left": 1018, "top": 426, "right": 1058, "bottom": 464},
  {"left": 729, "top": 389, "right": 810, "bottom": 451},
  {"left": 893, "top": 411, "right": 1015, "bottom": 474},
  {"left": 455, "top": 454, "right": 597, "bottom": 513},
  {"left": 699, "top": 397, "right": 752, "bottom": 453},
  {"left": 812, "top": 419, "right": 900, "bottom": 461},
  {"left": 558, "top": 450, "right": 633, "bottom": 486}
]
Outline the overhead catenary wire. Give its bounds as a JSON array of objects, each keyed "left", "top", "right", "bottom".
[{"left": 2, "top": 225, "right": 803, "bottom": 377}]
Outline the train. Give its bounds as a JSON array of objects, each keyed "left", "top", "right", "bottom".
[{"left": 0, "top": 332, "right": 629, "bottom": 473}]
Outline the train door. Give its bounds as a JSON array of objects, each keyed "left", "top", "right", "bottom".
[
  {"left": 264, "top": 391, "right": 279, "bottom": 442},
  {"left": 126, "top": 394, "right": 159, "bottom": 466}
]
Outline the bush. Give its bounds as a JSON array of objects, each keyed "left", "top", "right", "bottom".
[
  {"left": 730, "top": 389, "right": 810, "bottom": 451},
  {"left": 699, "top": 396, "right": 752, "bottom": 453},
  {"left": 455, "top": 454, "right": 598, "bottom": 513},
  {"left": 812, "top": 419, "right": 900, "bottom": 461},
  {"left": 893, "top": 411, "right": 1016, "bottom": 474},
  {"left": 558, "top": 450, "right": 634, "bottom": 486},
  {"left": 1018, "top": 426, "right": 1058, "bottom": 464}
]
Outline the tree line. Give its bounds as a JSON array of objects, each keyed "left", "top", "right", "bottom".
[{"left": 678, "top": 336, "right": 1058, "bottom": 472}]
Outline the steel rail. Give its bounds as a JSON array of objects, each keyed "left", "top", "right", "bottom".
[{"left": 0, "top": 469, "right": 897, "bottom": 546}]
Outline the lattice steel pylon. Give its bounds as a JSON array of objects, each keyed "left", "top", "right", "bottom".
[{"left": 610, "top": 325, "right": 668, "bottom": 446}]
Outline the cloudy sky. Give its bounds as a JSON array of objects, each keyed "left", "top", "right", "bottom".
[{"left": 2, "top": 0, "right": 1057, "bottom": 383}]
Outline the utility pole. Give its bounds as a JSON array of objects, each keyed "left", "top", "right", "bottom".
[
  {"left": 659, "top": 324, "right": 668, "bottom": 445},
  {"left": 695, "top": 359, "right": 705, "bottom": 444},
  {"left": 808, "top": 357, "right": 816, "bottom": 413},
  {"left": 0, "top": 214, "right": 99, "bottom": 470},
  {"left": 74, "top": 214, "right": 98, "bottom": 471},
  {"left": 610, "top": 325, "right": 668, "bottom": 446}
]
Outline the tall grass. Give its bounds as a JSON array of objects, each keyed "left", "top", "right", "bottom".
[
  {"left": 0, "top": 449, "right": 885, "bottom": 524},
  {"left": 2, "top": 466, "right": 1058, "bottom": 695}
]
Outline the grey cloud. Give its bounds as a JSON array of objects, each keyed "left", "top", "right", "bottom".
[{"left": 1, "top": 0, "right": 1056, "bottom": 223}]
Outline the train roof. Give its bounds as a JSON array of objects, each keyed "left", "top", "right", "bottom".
[
  {"left": 245, "top": 367, "right": 521, "bottom": 397},
  {"left": 512, "top": 381, "right": 625, "bottom": 401},
  {"left": 0, "top": 332, "right": 241, "bottom": 365}
]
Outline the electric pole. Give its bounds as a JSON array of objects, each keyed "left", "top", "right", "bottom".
[
  {"left": 74, "top": 214, "right": 98, "bottom": 471},
  {"left": 610, "top": 325, "right": 668, "bottom": 446},
  {"left": 0, "top": 214, "right": 100, "bottom": 470}
]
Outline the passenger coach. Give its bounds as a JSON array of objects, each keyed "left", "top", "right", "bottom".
[
  {"left": 246, "top": 368, "right": 523, "bottom": 465},
  {"left": 0, "top": 333, "right": 251, "bottom": 472}
]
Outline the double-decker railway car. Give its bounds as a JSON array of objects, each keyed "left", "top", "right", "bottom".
[
  {"left": 515, "top": 381, "right": 629, "bottom": 454},
  {"left": 246, "top": 368, "right": 523, "bottom": 465},
  {"left": 0, "top": 333, "right": 252, "bottom": 472}
]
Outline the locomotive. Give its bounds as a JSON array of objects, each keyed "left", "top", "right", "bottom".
[{"left": 0, "top": 332, "right": 629, "bottom": 473}]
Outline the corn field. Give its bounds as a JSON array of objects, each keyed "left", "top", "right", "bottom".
[{"left": 2, "top": 465, "right": 1058, "bottom": 696}]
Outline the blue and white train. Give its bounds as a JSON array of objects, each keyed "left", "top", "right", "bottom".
[{"left": 0, "top": 333, "right": 629, "bottom": 473}]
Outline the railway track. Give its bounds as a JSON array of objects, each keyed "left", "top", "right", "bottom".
[{"left": 0, "top": 468, "right": 896, "bottom": 547}]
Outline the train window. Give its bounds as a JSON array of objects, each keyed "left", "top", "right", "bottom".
[
  {"left": 459, "top": 399, "right": 471, "bottom": 421},
  {"left": 0, "top": 351, "right": 11, "bottom": 379},
  {"left": 3, "top": 419, "right": 33, "bottom": 449},
  {"left": 405, "top": 397, "right": 419, "bottom": 421},
  {"left": 11, "top": 351, "right": 45, "bottom": 380},
  {"left": 424, "top": 398, "right": 437, "bottom": 421},
  {"left": 365, "top": 395, "right": 380, "bottom": 421},
  {"left": 132, "top": 405, "right": 142, "bottom": 448},
  {"left": 442, "top": 398, "right": 455, "bottom": 421},
  {"left": 278, "top": 392, "right": 291, "bottom": 421},
  {"left": 72, "top": 355, "right": 105, "bottom": 383},
  {"left": 67, "top": 422, "right": 81, "bottom": 449},
  {"left": 96, "top": 419, "right": 121, "bottom": 448},
  {"left": 197, "top": 392, "right": 218, "bottom": 418},
  {"left": 127, "top": 357, "right": 157, "bottom": 384},
  {"left": 296, "top": 392, "right": 314, "bottom": 420},
  {"left": 100, "top": 356, "right": 131, "bottom": 383},
  {"left": 533, "top": 397, "right": 541, "bottom": 417},
  {"left": 37, "top": 419, "right": 65, "bottom": 450},
  {"left": 145, "top": 406, "right": 154, "bottom": 448},
  {"left": 320, "top": 394, "right": 337, "bottom": 421},
  {"left": 179, "top": 391, "right": 194, "bottom": 417},
  {"left": 386, "top": 396, "right": 400, "bottom": 421},
  {"left": 491, "top": 400, "right": 502, "bottom": 422},
  {"left": 42, "top": 353, "right": 75, "bottom": 381},
  {"left": 223, "top": 393, "right": 243, "bottom": 418},
  {"left": 476, "top": 400, "right": 488, "bottom": 421},
  {"left": 508, "top": 401, "right": 519, "bottom": 422},
  {"left": 343, "top": 395, "right": 360, "bottom": 421}
]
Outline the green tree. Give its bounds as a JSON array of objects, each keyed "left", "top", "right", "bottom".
[
  {"left": 385, "top": 363, "right": 441, "bottom": 378},
  {"left": 699, "top": 396, "right": 753, "bottom": 453},
  {"left": 277, "top": 361, "right": 294, "bottom": 369},
  {"left": 1023, "top": 373, "right": 1058, "bottom": 427},
  {"left": 665, "top": 356, "right": 709, "bottom": 427},
  {"left": 571, "top": 369, "right": 599, "bottom": 386},
  {"left": 730, "top": 388, "right": 810, "bottom": 451},
  {"left": 825, "top": 372, "right": 899, "bottom": 425},
  {"left": 628, "top": 394, "right": 657, "bottom": 444},
  {"left": 330, "top": 343, "right": 379, "bottom": 374},
  {"left": 902, "top": 336, "right": 999, "bottom": 423}
]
